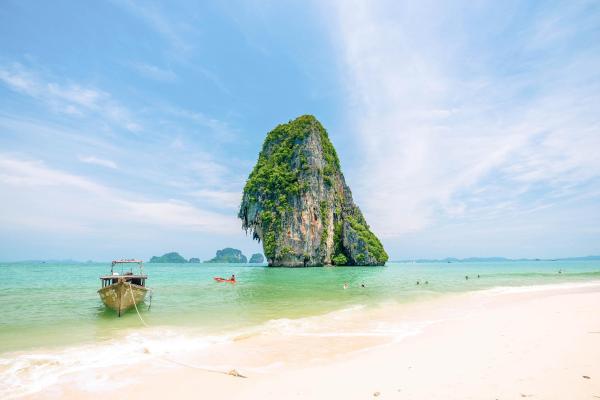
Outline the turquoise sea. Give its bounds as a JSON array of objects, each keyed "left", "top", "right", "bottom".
[{"left": 1, "top": 260, "right": 599, "bottom": 355}]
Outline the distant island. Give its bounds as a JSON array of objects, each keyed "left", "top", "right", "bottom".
[
  {"left": 238, "top": 115, "right": 387, "bottom": 267},
  {"left": 249, "top": 253, "right": 265, "bottom": 263},
  {"left": 4, "top": 255, "right": 600, "bottom": 265},
  {"left": 395, "top": 255, "right": 600, "bottom": 263},
  {"left": 149, "top": 252, "right": 190, "bottom": 263},
  {"left": 204, "top": 248, "right": 247, "bottom": 263}
]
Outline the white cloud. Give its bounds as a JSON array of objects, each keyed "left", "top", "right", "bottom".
[
  {"left": 325, "top": 0, "right": 600, "bottom": 237},
  {"left": 47, "top": 83, "right": 103, "bottom": 108},
  {"left": 121, "top": 199, "right": 238, "bottom": 233},
  {"left": 130, "top": 62, "right": 177, "bottom": 82},
  {"left": 78, "top": 155, "right": 118, "bottom": 169},
  {"left": 187, "top": 151, "right": 234, "bottom": 187},
  {"left": 190, "top": 189, "right": 241, "bottom": 209},
  {"left": 0, "top": 155, "right": 238, "bottom": 235},
  {"left": 165, "top": 106, "right": 238, "bottom": 142},
  {"left": 169, "top": 136, "right": 185, "bottom": 150},
  {"left": 0, "top": 156, "right": 108, "bottom": 193},
  {"left": 0, "top": 63, "right": 141, "bottom": 132},
  {"left": 114, "top": 0, "right": 195, "bottom": 55}
]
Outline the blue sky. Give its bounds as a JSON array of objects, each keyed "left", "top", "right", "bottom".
[{"left": 1, "top": 0, "right": 599, "bottom": 261}]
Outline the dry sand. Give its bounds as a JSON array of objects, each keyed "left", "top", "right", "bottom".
[{"left": 32, "top": 282, "right": 600, "bottom": 400}]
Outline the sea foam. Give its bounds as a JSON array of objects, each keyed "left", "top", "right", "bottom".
[
  {"left": 0, "top": 328, "right": 230, "bottom": 399},
  {"left": 479, "top": 280, "right": 600, "bottom": 295}
]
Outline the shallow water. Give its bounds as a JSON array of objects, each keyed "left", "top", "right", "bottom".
[
  {"left": 1, "top": 260, "right": 600, "bottom": 398},
  {"left": 1, "top": 260, "right": 599, "bottom": 354}
]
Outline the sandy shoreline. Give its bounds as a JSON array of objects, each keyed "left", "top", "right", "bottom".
[{"left": 17, "top": 281, "right": 600, "bottom": 399}]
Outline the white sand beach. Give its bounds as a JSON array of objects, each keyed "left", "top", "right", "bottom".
[{"left": 25, "top": 281, "right": 600, "bottom": 400}]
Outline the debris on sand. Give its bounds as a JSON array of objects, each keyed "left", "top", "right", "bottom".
[{"left": 228, "top": 369, "right": 247, "bottom": 378}]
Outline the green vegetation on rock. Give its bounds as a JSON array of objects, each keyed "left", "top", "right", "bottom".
[
  {"left": 149, "top": 252, "right": 188, "bottom": 263},
  {"left": 347, "top": 215, "right": 388, "bottom": 264},
  {"left": 204, "top": 248, "right": 247, "bottom": 263},
  {"left": 332, "top": 221, "right": 345, "bottom": 264},
  {"left": 249, "top": 253, "right": 265, "bottom": 263},
  {"left": 239, "top": 115, "right": 388, "bottom": 267},
  {"left": 241, "top": 116, "right": 320, "bottom": 258},
  {"left": 332, "top": 253, "right": 348, "bottom": 265}
]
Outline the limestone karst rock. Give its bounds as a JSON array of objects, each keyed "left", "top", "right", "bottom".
[
  {"left": 239, "top": 115, "right": 388, "bottom": 267},
  {"left": 249, "top": 253, "right": 265, "bottom": 263},
  {"left": 204, "top": 248, "right": 247, "bottom": 263},
  {"left": 149, "top": 252, "right": 187, "bottom": 263}
]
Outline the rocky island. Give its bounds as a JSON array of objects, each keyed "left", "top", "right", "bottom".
[
  {"left": 149, "top": 252, "right": 188, "bottom": 263},
  {"left": 239, "top": 115, "right": 388, "bottom": 267},
  {"left": 249, "top": 253, "right": 265, "bottom": 263},
  {"left": 204, "top": 248, "right": 248, "bottom": 263}
]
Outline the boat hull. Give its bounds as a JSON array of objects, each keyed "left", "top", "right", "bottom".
[{"left": 98, "top": 281, "right": 148, "bottom": 316}]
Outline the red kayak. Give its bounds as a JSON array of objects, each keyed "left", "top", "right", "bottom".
[{"left": 214, "top": 277, "right": 236, "bottom": 283}]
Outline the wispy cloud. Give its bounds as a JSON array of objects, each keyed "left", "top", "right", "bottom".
[
  {"left": 165, "top": 106, "right": 238, "bottom": 142},
  {"left": 0, "top": 63, "right": 141, "bottom": 132},
  {"left": 0, "top": 155, "right": 238, "bottom": 234},
  {"left": 114, "top": 0, "right": 195, "bottom": 55},
  {"left": 78, "top": 155, "right": 118, "bottom": 169},
  {"left": 0, "top": 156, "right": 108, "bottom": 193},
  {"left": 130, "top": 62, "right": 177, "bottom": 82},
  {"left": 189, "top": 189, "right": 241, "bottom": 210},
  {"left": 188, "top": 151, "right": 232, "bottom": 187},
  {"left": 326, "top": 0, "right": 600, "bottom": 237}
]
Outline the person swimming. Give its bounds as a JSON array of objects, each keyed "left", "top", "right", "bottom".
[{"left": 343, "top": 282, "right": 349, "bottom": 289}]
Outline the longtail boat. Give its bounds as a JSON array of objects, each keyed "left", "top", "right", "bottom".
[{"left": 98, "top": 259, "right": 150, "bottom": 316}]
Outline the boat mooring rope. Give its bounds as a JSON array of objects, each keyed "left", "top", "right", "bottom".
[
  {"left": 128, "top": 283, "right": 149, "bottom": 327},
  {"left": 126, "top": 283, "right": 247, "bottom": 379}
]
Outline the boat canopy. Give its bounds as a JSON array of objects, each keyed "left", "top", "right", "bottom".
[
  {"left": 100, "top": 273, "right": 148, "bottom": 287},
  {"left": 111, "top": 259, "right": 144, "bottom": 266},
  {"left": 111, "top": 259, "right": 144, "bottom": 274}
]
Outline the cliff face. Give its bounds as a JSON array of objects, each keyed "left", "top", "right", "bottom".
[{"left": 239, "top": 115, "right": 388, "bottom": 267}]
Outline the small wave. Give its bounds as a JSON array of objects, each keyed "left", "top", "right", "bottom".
[
  {"left": 255, "top": 304, "right": 444, "bottom": 344},
  {"left": 0, "top": 305, "right": 376, "bottom": 398},
  {"left": 479, "top": 280, "right": 600, "bottom": 296},
  {"left": 0, "top": 328, "right": 231, "bottom": 399},
  {"left": 260, "top": 304, "right": 367, "bottom": 335},
  {"left": 0, "top": 300, "right": 476, "bottom": 398}
]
